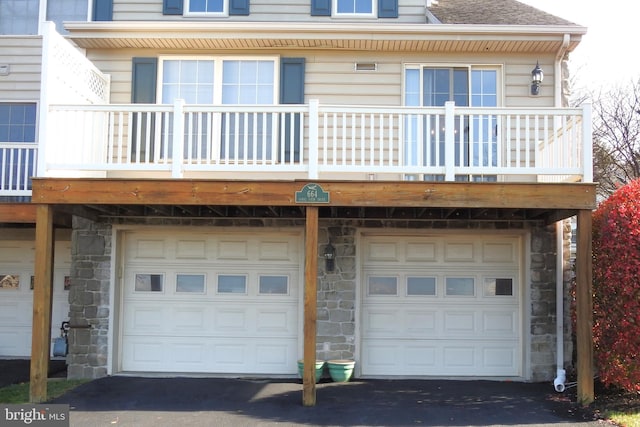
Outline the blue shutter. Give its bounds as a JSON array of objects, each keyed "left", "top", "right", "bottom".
[
  {"left": 92, "top": 0, "right": 113, "bottom": 21},
  {"left": 163, "top": 0, "right": 183, "bottom": 15},
  {"left": 378, "top": 0, "right": 398, "bottom": 18},
  {"left": 280, "top": 58, "right": 305, "bottom": 162},
  {"left": 131, "top": 58, "right": 158, "bottom": 103},
  {"left": 131, "top": 58, "right": 158, "bottom": 162},
  {"left": 311, "top": 0, "right": 331, "bottom": 16},
  {"left": 229, "top": 0, "right": 250, "bottom": 15}
]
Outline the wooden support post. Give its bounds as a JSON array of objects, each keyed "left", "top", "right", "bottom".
[
  {"left": 30, "top": 205, "right": 55, "bottom": 403},
  {"left": 576, "top": 209, "right": 594, "bottom": 405},
  {"left": 302, "top": 206, "right": 319, "bottom": 407}
]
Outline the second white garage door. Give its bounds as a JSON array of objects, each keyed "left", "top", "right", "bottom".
[
  {"left": 360, "top": 233, "right": 523, "bottom": 377},
  {"left": 119, "top": 229, "right": 302, "bottom": 375}
]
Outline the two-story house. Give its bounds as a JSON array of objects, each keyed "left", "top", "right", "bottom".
[{"left": 0, "top": 0, "right": 596, "bottom": 405}]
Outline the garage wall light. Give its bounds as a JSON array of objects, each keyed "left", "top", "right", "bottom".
[{"left": 323, "top": 240, "right": 336, "bottom": 272}]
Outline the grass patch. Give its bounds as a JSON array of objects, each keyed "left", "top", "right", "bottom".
[
  {"left": 0, "top": 379, "right": 88, "bottom": 404},
  {"left": 606, "top": 412, "right": 640, "bottom": 427}
]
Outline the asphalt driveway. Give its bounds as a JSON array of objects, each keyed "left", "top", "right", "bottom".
[
  {"left": 0, "top": 361, "right": 610, "bottom": 427},
  {"left": 47, "top": 376, "right": 611, "bottom": 427}
]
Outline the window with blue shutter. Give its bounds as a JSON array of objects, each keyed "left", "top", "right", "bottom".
[
  {"left": 314, "top": 0, "right": 397, "bottom": 17},
  {"left": 169, "top": 0, "right": 250, "bottom": 15}
]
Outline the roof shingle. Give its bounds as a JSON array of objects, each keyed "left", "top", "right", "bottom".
[{"left": 428, "top": 0, "right": 580, "bottom": 26}]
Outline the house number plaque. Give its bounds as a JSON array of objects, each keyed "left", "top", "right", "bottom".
[{"left": 295, "top": 183, "right": 330, "bottom": 203}]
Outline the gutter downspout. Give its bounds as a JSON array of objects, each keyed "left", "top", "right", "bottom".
[
  {"left": 554, "top": 221, "right": 567, "bottom": 392},
  {"left": 554, "top": 34, "right": 571, "bottom": 108},
  {"left": 553, "top": 34, "right": 571, "bottom": 393}
]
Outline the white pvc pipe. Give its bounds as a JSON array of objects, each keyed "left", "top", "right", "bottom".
[{"left": 554, "top": 221, "right": 566, "bottom": 392}]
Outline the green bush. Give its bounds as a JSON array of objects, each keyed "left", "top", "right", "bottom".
[{"left": 592, "top": 179, "right": 640, "bottom": 392}]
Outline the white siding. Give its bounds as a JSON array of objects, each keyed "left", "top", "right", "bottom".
[
  {"left": 0, "top": 36, "right": 42, "bottom": 101},
  {"left": 113, "top": 0, "right": 427, "bottom": 23}
]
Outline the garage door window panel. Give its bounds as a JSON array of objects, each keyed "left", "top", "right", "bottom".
[
  {"left": 259, "top": 276, "right": 288, "bottom": 295},
  {"left": 0, "top": 274, "right": 20, "bottom": 290},
  {"left": 217, "top": 274, "right": 247, "bottom": 294},
  {"left": 406, "top": 277, "right": 436, "bottom": 296},
  {"left": 445, "top": 277, "right": 475, "bottom": 296},
  {"left": 135, "top": 273, "right": 164, "bottom": 292},
  {"left": 368, "top": 276, "right": 398, "bottom": 296},
  {"left": 484, "top": 278, "right": 514, "bottom": 297},
  {"left": 176, "top": 274, "right": 206, "bottom": 293}
]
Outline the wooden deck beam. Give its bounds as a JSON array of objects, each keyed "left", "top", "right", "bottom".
[
  {"left": 32, "top": 179, "right": 597, "bottom": 211},
  {"left": 0, "top": 204, "right": 38, "bottom": 223}
]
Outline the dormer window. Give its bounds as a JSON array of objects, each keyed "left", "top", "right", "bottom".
[
  {"left": 185, "top": 0, "right": 228, "bottom": 15},
  {"left": 333, "top": 0, "right": 375, "bottom": 16}
]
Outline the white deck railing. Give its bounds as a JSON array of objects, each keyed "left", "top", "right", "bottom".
[
  {"left": 43, "top": 101, "right": 592, "bottom": 182},
  {"left": 0, "top": 144, "right": 38, "bottom": 196},
  {"left": 36, "top": 100, "right": 592, "bottom": 185}
]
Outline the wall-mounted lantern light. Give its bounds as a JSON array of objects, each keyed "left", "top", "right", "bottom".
[
  {"left": 531, "top": 61, "right": 544, "bottom": 96},
  {"left": 323, "top": 240, "right": 336, "bottom": 272}
]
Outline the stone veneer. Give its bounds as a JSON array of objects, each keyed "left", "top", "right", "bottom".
[
  {"left": 66, "top": 216, "right": 571, "bottom": 382},
  {"left": 66, "top": 216, "right": 112, "bottom": 379}
]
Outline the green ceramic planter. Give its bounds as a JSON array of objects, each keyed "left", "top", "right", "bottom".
[
  {"left": 297, "top": 359, "right": 325, "bottom": 383},
  {"left": 327, "top": 359, "right": 355, "bottom": 382}
]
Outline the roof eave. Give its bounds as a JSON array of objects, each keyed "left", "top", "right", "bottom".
[{"left": 62, "top": 21, "right": 586, "bottom": 52}]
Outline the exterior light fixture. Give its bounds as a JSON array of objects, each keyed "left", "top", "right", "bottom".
[
  {"left": 531, "top": 61, "right": 544, "bottom": 96},
  {"left": 323, "top": 240, "right": 336, "bottom": 272}
]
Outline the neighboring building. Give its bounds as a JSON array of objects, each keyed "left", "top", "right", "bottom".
[{"left": 0, "top": 0, "right": 596, "bottom": 403}]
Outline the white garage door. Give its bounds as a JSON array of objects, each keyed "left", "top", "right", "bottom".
[
  {"left": 120, "top": 229, "right": 302, "bottom": 375},
  {"left": 0, "top": 238, "right": 71, "bottom": 357},
  {"left": 361, "top": 233, "right": 522, "bottom": 377}
]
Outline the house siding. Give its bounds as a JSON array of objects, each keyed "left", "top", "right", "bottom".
[
  {"left": 66, "top": 215, "right": 565, "bottom": 382},
  {"left": 113, "top": 0, "right": 426, "bottom": 23},
  {"left": 0, "top": 37, "right": 42, "bottom": 101},
  {"left": 85, "top": 49, "right": 557, "bottom": 107}
]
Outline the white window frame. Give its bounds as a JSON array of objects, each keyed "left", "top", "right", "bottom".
[
  {"left": 44, "top": 0, "right": 90, "bottom": 34},
  {"left": 184, "top": 0, "right": 229, "bottom": 17},
  {"left": 402, "top": 63, "right": 503, "bottom": 108},
  {"left": 402, "top": 64, "right": 503, "bottom": 180},
  {"left": 157, "top": 55, "right": 280, "bottom": 106},
  {"left": 157, "top": 55, "right": 280, "bottom": 163},
  {"left": 332, "top": 0, "right": 376, "bottom": 18}
]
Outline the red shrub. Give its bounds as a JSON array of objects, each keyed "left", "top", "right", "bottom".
[{"left": 592, "top": 179, "right": 640, "bottom": 392}]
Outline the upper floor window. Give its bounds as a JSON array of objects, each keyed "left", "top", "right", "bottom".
[
  {"left": 0, "top": 0, "right": 89, "bottom": 35},
  {"left": 185, "top": 0, "right": 227, "bottom": 16},
  {"left": 47, "top": 0, "right": 89, "bottom": 34},
  {"left": 0, "top": 103, "right": 37, "bottom": 191},
  {"left": 0, "top": 104, "right": 37, "bottom": 143},
  {"left": 334, "top": 0, "right": 374, "bottom": 16},
  {"left": 0, "top": 0, "right": 39, "bottom": 35}
]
